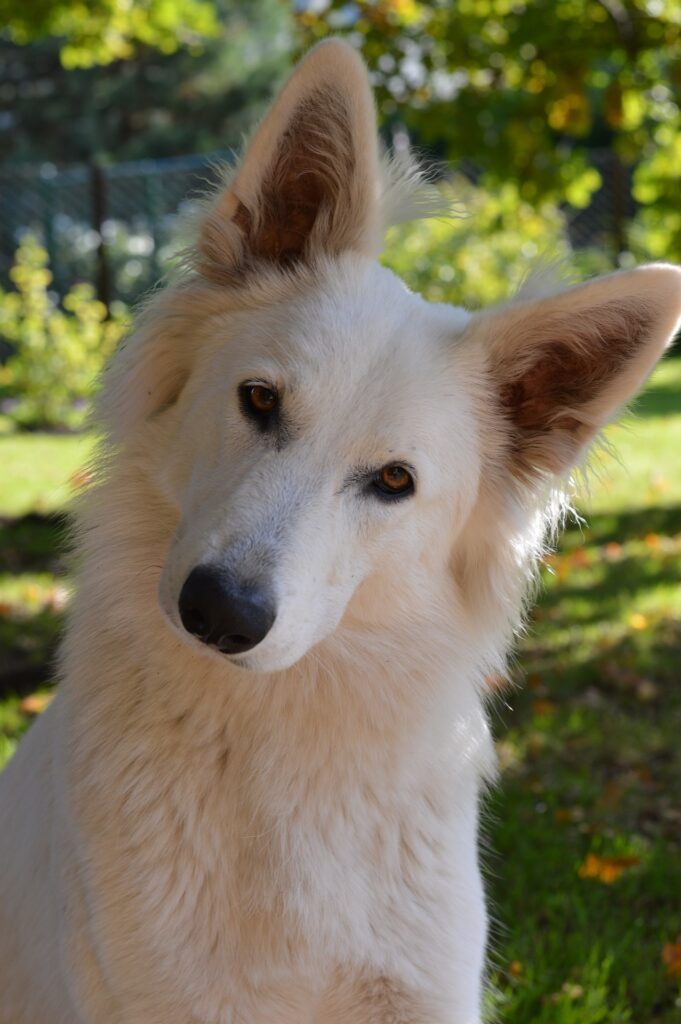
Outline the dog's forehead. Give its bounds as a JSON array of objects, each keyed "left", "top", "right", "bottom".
[
  {"left": 206, "top": 258, "right": 478, "bottom": 464},
  {"left": 228, "top": 259, "right": 471, "bottom": 394}
]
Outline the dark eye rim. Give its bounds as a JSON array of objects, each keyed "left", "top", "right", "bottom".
[
  {"left": 371, "top": 463, "right": 416, "bottom": 500},
  {"left": 238, "top": 381, "right": 279, "bottom": 426}
]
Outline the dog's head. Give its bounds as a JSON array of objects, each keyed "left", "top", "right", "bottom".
[{"left": 102, "top": 40, "right": 681, "bottom": 674}]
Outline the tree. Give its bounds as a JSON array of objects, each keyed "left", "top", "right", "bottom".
[
  {"left": 0, "top": 0, "right": 219, "bottom": 68},
  {"left": 296, "top": 0, "right": 681, "bottom": 257},
  {"left": 0, "top": 0, "right": 293, "bottom": 164}
]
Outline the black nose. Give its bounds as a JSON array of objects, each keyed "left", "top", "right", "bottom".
[{"left": 178, "top": 565, "right": 276, "bottom": 655}]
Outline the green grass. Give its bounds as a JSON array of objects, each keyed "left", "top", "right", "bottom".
[
  {"left": 0, "top": 432, "right": 94, "bottom": 517},
  {"left": 0, "top": 433, "right": 91, "bottom": 761},
  {"left": 487, "top": 359, "right": 681, "bottom": 1022},
  {"left": 1, "top": 362, "right": 680, "bottom": 1021}
]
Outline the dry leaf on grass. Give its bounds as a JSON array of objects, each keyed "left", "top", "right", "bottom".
[
  {"left": 19, "top": 693, "right": 53, "bottom": 716},
  {"left": 578, "top": 852, "right": 640, "bottom": 883},
  {"left": 662, "top": 940, "right": 681, "bottom": 979}
]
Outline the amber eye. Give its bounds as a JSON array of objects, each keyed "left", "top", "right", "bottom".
[
  {"left": 247, "top": 384, "right": 277, "bottom": 413},
  {"left": 374, "top": 464, "right": 415, "bottom": 499},
  {"left": 239, "top": 382, "right": 278, "bottom": 425}
]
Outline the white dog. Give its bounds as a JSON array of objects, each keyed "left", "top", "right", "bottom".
[{"left": 1, "top": 39, "right": 679, "bottom": 1024}]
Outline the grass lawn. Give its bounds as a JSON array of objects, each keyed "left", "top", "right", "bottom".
[{"left": 1, "top": 361, "right": 680, "bottom": 1020}]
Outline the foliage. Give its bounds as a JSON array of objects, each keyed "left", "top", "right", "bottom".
[
  {"left": 0, "top": 0, "right": 292, "bottom": 163},
  {"left": 296, "top": 0, "right": 681, "bottom": 258},
  {"left": 630, "top": 128, "right": 681, "bottom": 261},
  {"left": 382, "top": 177, "right": 571, "bottom": 307},
  {"left": 0, "top": 236, "right": 128, "bottom": 429},
  {"left": 0, "top": 176, "right": 579, "bottom": 428},
  {"left": 0, "top": 0, "right": 219, "bottom": 68}
]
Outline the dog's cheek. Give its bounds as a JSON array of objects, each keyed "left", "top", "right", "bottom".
[{"left": 145, "top": 421, "right": 198, "bottom": 512}]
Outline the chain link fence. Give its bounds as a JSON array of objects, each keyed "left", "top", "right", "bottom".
[
  {"left": 0, "top": 148, "right": 632, "bottom": 308},
  {"left": 0, "top": 153, "right": 229, "bottom": 307}
]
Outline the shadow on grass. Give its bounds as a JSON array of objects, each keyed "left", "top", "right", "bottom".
[
  {"left": 0, "top": 511, "right": 68, "bottom": 573},
  {"left": 631, "top": 371, "right": 681, "bottom": 419},
  {"left": 0, "top": 610, "right": 63, "bottom": 697},
  {"left": 568, "top": 503, "right": 681, "bottom": 547},
  {"left": 490, "top": 565, "right": 681, "bottom": 1020},
  {"left": 0, "top": 512, "right": 69, "bottom": 697},
  {"left": 538, "top": 553, "right": 681, "bottom": 628}
]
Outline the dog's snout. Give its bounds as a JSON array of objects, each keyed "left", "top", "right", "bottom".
[{"left": 178, "top": 565, "right": 276, "bottom": 655}]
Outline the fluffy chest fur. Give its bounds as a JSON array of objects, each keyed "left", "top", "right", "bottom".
[{"left": 56, "top": 612, "right": 493, "bottom": 1020}]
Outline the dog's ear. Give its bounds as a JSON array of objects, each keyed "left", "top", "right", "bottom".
[
  {"left": 197, "top": 39, "right": 381, "bottom": 281},
  {"left": 478, "top": 264, "right": 681, "bottom": 478}
]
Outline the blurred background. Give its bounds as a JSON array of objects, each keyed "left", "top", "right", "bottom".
[{"left": 0, "top": 2, "right": 680, "bottom": 1020}]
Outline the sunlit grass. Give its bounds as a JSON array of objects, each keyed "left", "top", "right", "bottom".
[
  {"left": 577, "top": 359, "right": 681, "bottom": 514},
  {"left": 489, "top": 358, "right": 681, "bottom": 1022},
  {"left": 0, "top": 432, "right": 94, "bottom": 517}
]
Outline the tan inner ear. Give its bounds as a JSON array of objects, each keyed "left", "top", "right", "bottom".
[
  {"left": 233, "top": 88, "right": 356, "bottom": 267},
  {"left": 495, "top": 297, "right": 655, "bottom": 474},
  {"left": 499, "top": 298, "right": 653, "bottom": 429}
]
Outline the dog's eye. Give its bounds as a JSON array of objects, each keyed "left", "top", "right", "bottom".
[
  {"left": 373, "top": 464, "right": 415, "bottom": 499},
  {"left": 239, "top": 383, "right": 278, "bottom": 425}
]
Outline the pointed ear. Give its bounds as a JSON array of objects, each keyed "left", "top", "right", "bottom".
[
  {"left": 197, "top": 39, "right": 381, "bottom": 281},
  {"left": 480, "top": 264, "right": 681, "bottom": 477}
]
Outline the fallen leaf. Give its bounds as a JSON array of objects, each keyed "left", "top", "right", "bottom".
[
  {"left": 578, "top": 852, "right": 640, "bottom": 884},
  {"left": 532, "top": 699, "right": 557, "bottom": 716},
  {"left": 20, "top": 693, "right": 53, "bottom": 716},
  {"left": 662, "top": 940, "right": 681, "bottom": 978},
  {"left": 649, "top": 473, "right": 669, "bottom": 494},
  {"left": 598, "top": 782, "right": 625, "bottom": 808}
]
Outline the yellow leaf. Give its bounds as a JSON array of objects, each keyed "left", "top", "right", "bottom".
[
  {"left": 20, "top": 693, "right": 53, "bottom": 716},
  {"left": 578, "top": 853, "right": 640, "bottom": 884},
  {"left": 663, "top": 940, "right": 681, "bottom": 978},
  {"left": 628, "top": 612, "right": 649, "bottom": 631}
]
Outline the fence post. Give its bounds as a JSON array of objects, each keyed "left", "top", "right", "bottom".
[{"left": 90, "top": 161, "right": 112, "bottom": 311}]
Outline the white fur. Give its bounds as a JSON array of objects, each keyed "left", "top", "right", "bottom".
[{"left": 1, "top": 39, "right": 680, "bottom": 1024}]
